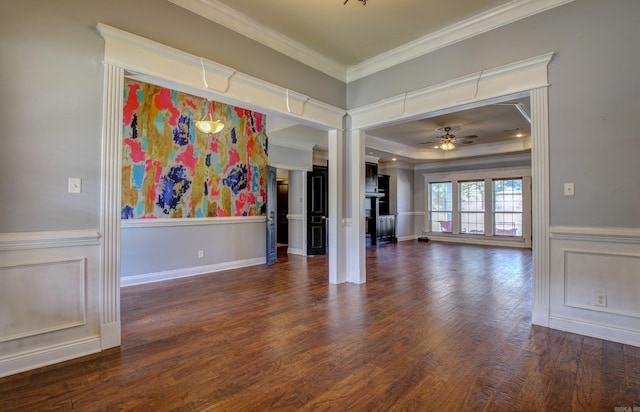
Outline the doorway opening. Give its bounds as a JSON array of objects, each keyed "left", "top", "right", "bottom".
[{"left": 276, "top": 171, "right": 289, "bottom": 250}]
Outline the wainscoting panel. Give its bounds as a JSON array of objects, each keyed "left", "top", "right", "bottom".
[
  {"left": 0, "top": 258, "right": 86, "bottom": 343},
  {"left": 550, "top": 226, "right": 640, "bottom": 346},
  {"left": 564, "top": 251, "right": 640, "bottom": 318},
  {"left": 0, "top": 230, "right": 101, "bottom": 377}
]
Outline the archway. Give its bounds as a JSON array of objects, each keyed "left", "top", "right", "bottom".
[{"left": 346, "top": 53, "right": 553, "bottom": 327}]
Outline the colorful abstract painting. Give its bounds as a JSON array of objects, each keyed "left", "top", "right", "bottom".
[{"left": 121, "top": 79, "right": 268, "bottom": 219}]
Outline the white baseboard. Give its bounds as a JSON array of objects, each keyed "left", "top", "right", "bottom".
[
  {"left": 287, "top": 247, "right": 306, "bottom": 256},
  {"left": 424, "top": 234, "right": 529, "bottom": 248},
  {"left": 397, "top": 235, "right": 419, "bottom": 242},
  {"left": 121, "top": 257, "right": 265, "bottom": 287},
  {"left": 0, "top": 336, "right": 101, "bottom": 378},
  {"left": 549, "top": 315, "right": 640, "bottom": 347}
]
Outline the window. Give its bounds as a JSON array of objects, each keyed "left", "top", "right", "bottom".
[
  {"left": 459, "top": 181, "right": 485, "bottom": 234},
  {"left": 493, "top": 179, "right": 523, "bottom": 237},
  {"left": 430, "top": 182, "right": 452, "bottom": 232}
]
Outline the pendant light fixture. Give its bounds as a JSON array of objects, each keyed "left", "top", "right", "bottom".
[{"left": 196, "top": 100, "right": 224, "bottom": 134}]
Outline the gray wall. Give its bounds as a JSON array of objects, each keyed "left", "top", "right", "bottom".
[
  {"left": 348, "top": 0, "right": 640, "bottom": 229},
  {"left": 121, "top": 222, "right": 265, "bottom": 277},
  {"left": 0, "top": 0, "right": 345, "bottom": 234}
]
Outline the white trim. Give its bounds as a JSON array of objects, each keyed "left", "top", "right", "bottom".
[
  {"left": 97, "top": 24, "right": 345, "bottom": 130},
  {"left": 422, "top": 166, "right": 531, "bottom": 182},
  {"left": 286, "top": 214, "right": 304, "bottom": 221},
  {"left": 100, "top": 63, "right": 124, "bottom": 350},
  {"left": 347, "top": 0, "right": 573, "bottom": 81},
  {"left": 551, "top": 226, "right": 640, "bottom": 244},
  {"left": 414, "top": 152, "right": 531, "bottom": 171},
  {"left": 397, "top": 211, "right": 425, "bottom": 216},
  {"left": 0, "top": 257, "right": 88, "bottom": 343},
  {"left": 425, "top": 234, "right": 529, "bottom": 248},
  {"left": 168, "top": 0, "right": 347, "bottom": 82},
  {"left": 549, "top": 315, "right": 640, "bottom": 347},
  {"left": 121, "top": 216, "right": 265, "bottom": 229},
  {"left": 530, "top": 86, "right": 550, "bottom": 327},
  {"left": 0, "top": 230, "right": 100, "bottom": 251},
  {"left": 168, "top": 0, "right": 572, "bottom": 83},
  {"left": 328, "top": 129, "right": 344, "bottom": 284},
  {"left": 121, "top": 257, "right": 265, "bottom": 287},
  {"left": 397, "top": 235, "right": 419, "bottom": 242},
  {"left": 286, "top": 248, "right": 306, "bottom": 256},
  {"left": 350, "top": 54, "right": 552, "bottom": 130},
  {"left": 0, "top": 336, "right": 101, "bottom": 379},
  {"left": 347, "top": 54, "right": 551, "bottom": 318}
]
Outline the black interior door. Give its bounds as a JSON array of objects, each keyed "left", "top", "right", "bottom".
[
  {"left": 307, "top": 166, "right": 328, "bottom": 256},
  {"left": 266, "top": 165, "right": 277, "bottom": 265}
]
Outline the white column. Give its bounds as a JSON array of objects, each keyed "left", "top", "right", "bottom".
[
  {"left": 452, "top": 181, "right": 460, "bottom": 234},
  {"left": 328, "top": 129, "right": 345, "bottom": 284},
  {"left": 347, "top": 129, "right": 366, "bottom": 284},
  {"left": 100, "top": 63, "right": 124, "bottom": 348},
  {"left": 522, "top": 176, "right": 533, "bottom": 248},
  {"left": 530, "top": 86, "right": 550, "bottom": 326}
]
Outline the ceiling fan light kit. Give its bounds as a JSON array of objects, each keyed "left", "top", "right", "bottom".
[{"left": 440, "top": 141, "right": 456, "bottom": 151}]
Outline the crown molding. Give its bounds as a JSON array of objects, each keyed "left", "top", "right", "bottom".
[
  {"left": 366, "top": 134, "right": 532, "bottom": 162},
  {"left": 414, "top": 152, "right": 531, "bottom": 172},
  {"left": 169, "top": 0, "right": 572, "bottom": 83},
  {"left": 347, "top": 0, "right": 573, "bottom": 82},
  {"left": 168, "top": 0, "right": 347, "bottom": 82}
]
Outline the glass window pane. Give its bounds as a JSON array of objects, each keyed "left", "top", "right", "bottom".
[
  {"left": 459, "top": 181, "right": 485, "bottom": 234},
  {"left": 430, "top": 182, "right": 452, "bottom": 233},
  {"left": 493, "top": 179, "right": 523, "bottom": 237},
  {"left": 460, "top": 212, "right": 484, "bottom": 234}
]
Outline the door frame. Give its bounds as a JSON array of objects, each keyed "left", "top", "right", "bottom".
[
  {"left": 348, "top": 53, "right": 554, "bottom": 327},
  {"left": 97, "top": 24, "right": 346, "bottom": 351}
]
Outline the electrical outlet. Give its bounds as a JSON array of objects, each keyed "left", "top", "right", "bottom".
[
  {"left": 595, "top": 291, "right": 607, "bottom": 307},
  {"left": 198, "top": 250, "right": 204, "bottom": 259}
]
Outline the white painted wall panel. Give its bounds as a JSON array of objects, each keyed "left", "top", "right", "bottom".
[
  {"left": 0, "top": 231, "right": 101, "bottom": 377},
  {"left": 564, "top": 251, "right": 640, "bottom": 318},
  {"left": 550, "top": 227, "right": 640, "bottom": 345},
  {"left": 0, "top": 259, "right": 86, "bottom": 342}
]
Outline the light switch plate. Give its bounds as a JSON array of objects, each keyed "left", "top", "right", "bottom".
[
  {"left": 68, "top": 177, "right": 82, "bottom": 194},
  {"left": 563, "top": 182, "right": 574, "bottom": 196}
]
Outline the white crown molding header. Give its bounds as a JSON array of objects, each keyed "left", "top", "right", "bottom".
[
  {"left": 169, "top": 0, "right": 573, "bottom": 83},
  {"left": 97, "top": 23, "right": 345, "bottom": 131}
]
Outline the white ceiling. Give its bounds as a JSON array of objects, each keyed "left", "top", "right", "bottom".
[{"left": 170, "top": 0, "right": 568, "bottom": 164}]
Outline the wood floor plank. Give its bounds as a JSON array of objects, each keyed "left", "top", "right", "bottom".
[{"left": 1, "top": 241, "right": 639, "bottom": 411}]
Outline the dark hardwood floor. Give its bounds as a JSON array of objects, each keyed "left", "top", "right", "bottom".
[{"left": 2, "top": 241, "right": 639, "bottom": 411}]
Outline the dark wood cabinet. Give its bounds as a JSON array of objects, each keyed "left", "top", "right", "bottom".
[
  {"left": 377, "top": 174, "right": 390, "bottom": 216},
  {"left": 377, "top": 214, "right": 396, "bottom": 242},
  {"left": 365, "top": 169, "right": 395, "bottom": 246},
  {"left": 365, "top": 162, "right": 378, "bottom": 194}
]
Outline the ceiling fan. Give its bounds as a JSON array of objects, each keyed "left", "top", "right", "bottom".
[{"left": 418, "top": 126, "right": 478, "bottom": 151}]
